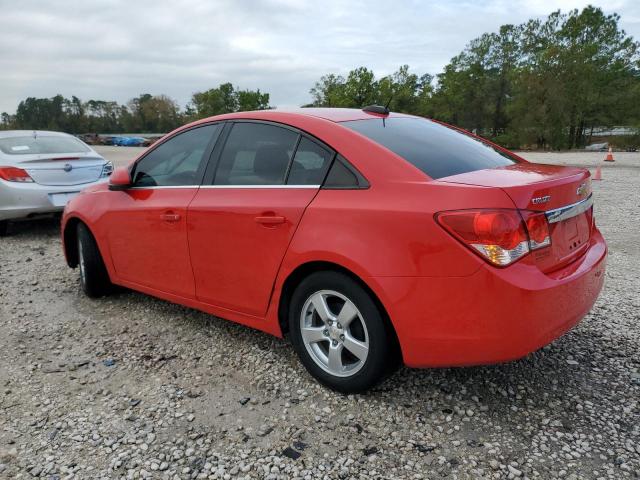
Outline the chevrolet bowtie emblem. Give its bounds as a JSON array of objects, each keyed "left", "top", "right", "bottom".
[{"left": 576, "top": 183, "right": 588, "bottom": 197}]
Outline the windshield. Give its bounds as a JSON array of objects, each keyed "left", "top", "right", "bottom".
[
  {"left": 0, "top": 135, "right": 91, "bottom": 155},
  {"left": 342, "top": 117, "right": 518, "bottom": 179}
]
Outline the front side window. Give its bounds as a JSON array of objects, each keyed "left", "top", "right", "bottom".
[
  {"left": 214, "top": 123, "right": 299, "bottom": 185},
  {"left": 342, "top": 117, "right": 518, "bottom": 180},
  {"left": 286, "top": 137, "right": 333, "bottom": 185},
  {"left": 132, "top": 125, "right": 220, "bottom": 187}
]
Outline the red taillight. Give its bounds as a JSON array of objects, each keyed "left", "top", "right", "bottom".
[
  {"left": 436, "top": 209, "right": 551, "bottom": 267},
  {"left": 0, "top": 166, "right": 34, "bottom": 183},
  {"left": 522, "top": 212, "right": 551, "bottom": 250}
]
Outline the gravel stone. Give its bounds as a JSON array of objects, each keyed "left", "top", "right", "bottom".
[{"left": 0, "top": 151, "right": 638, "bottom": 479}]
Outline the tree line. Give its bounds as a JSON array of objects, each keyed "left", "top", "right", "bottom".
[
  {"left": 308, "top": 6, "right": 640, "bottom": 149},
  {"left": 2, "top": 6, "right": 638, "bottom": 149},
  {"left": 0, "top": 84, "right": 270, "bottom": 135}
]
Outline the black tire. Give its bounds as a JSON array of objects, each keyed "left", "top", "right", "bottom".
[
  {"left": 289, "top": 271, "right": 397, "bottom": 393},
  {"left": 0, "top": 220, "right": 8, "bottom": 237},
  {"left": 77, "top": 223, "right": 112, "bottom": 298}
]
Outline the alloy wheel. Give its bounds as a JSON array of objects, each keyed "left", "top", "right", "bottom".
[
  {"left": 300, "top": 290, "right": 369, "bottom": 377},
  {"left": 78, "top": 239, "right": 86, "bottom": 284}
]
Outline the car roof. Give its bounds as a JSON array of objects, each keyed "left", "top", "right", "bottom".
[
  {"left": 280, "top": 108, "right": 415, "bottom": 122},
  {"left": 208, "top": 108, "right": 416, "bottom": 123},
  {"left": 0, "top": 130, "right": 74, "bottom": 139}
]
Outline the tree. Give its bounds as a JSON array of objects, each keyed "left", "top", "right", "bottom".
[
  {"left": 432, "top": 6, "right": 640, "bottom": 149},
  {"left": 236, "top": 89, "right": 270, "bottom": 111},
  {"left": 308, "top": 65, "right": 434, "bottom": 114},
  {"left": 309, "top": 74, "right": 347, "bottom": 107},
  {"left": 377, "top": 66, "right": 433, "bottom": 115},
  {"left": 189, "top": 83, "right": 270, "bottom": 120}
]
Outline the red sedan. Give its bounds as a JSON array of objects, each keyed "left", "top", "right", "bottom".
[{"left": 61, "top": 108, "right": 607, "bottom": 393}]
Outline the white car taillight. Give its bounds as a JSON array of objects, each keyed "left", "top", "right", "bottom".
[
  {"left": 0, "top": 166, "right": 34, "bottom": 183},
  {"left": 101, "top": 161, "right": 114, "bottom": 178}
]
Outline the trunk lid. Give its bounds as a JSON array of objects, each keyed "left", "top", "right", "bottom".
[
  {"left": 439, "top": 163, "right": 594, "bottom": 271},
  {"left": 16, "top": 154, "right": 106, "bottom": 186}
]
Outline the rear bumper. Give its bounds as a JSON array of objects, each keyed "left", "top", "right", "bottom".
[
  {"left": 0, "top": 179, "right": 107, "bottom": 221},
  {"left": 373, "top": 228, "right": 607, "bottom": 368}
]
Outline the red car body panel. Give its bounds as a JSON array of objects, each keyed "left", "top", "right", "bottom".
[
  {"left": 61, "top": 109, "right": 607, "bottom": 368},
  {"left": 105, "top": 188, "right": 198, "bottom": 297},
  {"left": 188, "top": 187, "right": 319, "bottom": 316}
]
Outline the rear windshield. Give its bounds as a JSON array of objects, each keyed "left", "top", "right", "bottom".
[
  {"left": 342, "top": 117, "right": 518, "bottom": 179},
  {"left": 0, "top": 135, "right": 90, "bottom": 155}
]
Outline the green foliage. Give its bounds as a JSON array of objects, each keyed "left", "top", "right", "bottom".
[
  {"left": 123, "top": 94, "right": 182, "bottom": 133},
  {"left": 2, "top": 6, "right": 638, "bottom": 148},
  {"left": 309, "top": 65, "right": 433, "bottom": 115},
  {"left": 0, "top": 83, "right": 271, "bottom": 134},
  {"left": 188, "top": 83, "right": 270, "bottom": 120},
  {"left": 501, "top": 7, "right": 640, "bottom": 149},
  {"left": 310, "top": 6, "right": 640, "bottom": 150},
  {"left": 2, "top": 93, "right": 182, "bottom": 134}
]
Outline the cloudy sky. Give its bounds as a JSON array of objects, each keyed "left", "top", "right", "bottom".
[{"left": 1, "top": 0, "right": 639, "bottom": 113}]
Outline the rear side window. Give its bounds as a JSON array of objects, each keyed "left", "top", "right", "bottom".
[
  {"left": 214, "top": 123, "right": 299, "bottom": 185},
  {"left": 323, "top": 155, "right": 368, "bottom": 189},
  {"left": 287, "top": 137, "right": 333, "bottom": 185},
  {"left": 132, "top": 124, "right": 220, "bottom": 187},
  {"left": 0, "top": 135, "right": 90, "bottom": 155},
  {"left": 342, "top": 117, "right": 518, "bottom": 180}
]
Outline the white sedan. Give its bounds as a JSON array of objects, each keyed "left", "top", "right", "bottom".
[{"left": 0, "top": 130, "right": 112, "bottom": 235}]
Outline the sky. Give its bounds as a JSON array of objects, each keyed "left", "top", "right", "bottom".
[{"left": 0, "top": 0, "right": 639, "bottom": 114}]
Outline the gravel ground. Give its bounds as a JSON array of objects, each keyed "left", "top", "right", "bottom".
[{"left": 0, "top": 153, "right": 639, "bottom": 479}]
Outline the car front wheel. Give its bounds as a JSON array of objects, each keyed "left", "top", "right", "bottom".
[
  {"left": 0, "top": 220, "right": 8, "bottom": 237},
  {"left": 77, "top": 223, "right": 112, "bottom": 298},
  {"left": 289, "top": 271, "right": 396, "bottom": 393}
]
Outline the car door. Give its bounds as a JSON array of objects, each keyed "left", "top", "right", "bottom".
[
  {"left": 105, "top": 124, "right": 222, "bottom": 297},
  {"left": 187, "top": 121, "right": 335, "bottom": 317}
]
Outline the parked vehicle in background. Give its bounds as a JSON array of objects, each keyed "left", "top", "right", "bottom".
[
  {"left": 76, "top": 133, "right": 101, "bottom": 145},
  {"left": 100, "top": 135, "right": 148, "bottom": 147},
  {"left": 112, "top": 136, "right": 146, "bottom": 147},
  {"left": 61, "top": 108, "right": 607, "bottom": 392},
  {"left": 0, "top": 130, "right": 112, "bottom": 235},
  {"left": 585, "top": 142, "right": 608, "bottom": 151}
]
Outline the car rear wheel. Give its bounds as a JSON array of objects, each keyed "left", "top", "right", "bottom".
[
  {"left": 289, "top": 271, "right": 395, "bottom": 393},
  {"left": 0, "top": 220, "right": 8, "bottom": 237},
  {"left": 77, "top": 223, "right": 112, "bottom": 298}
]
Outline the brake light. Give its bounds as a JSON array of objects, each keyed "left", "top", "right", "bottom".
[
  {"left": 436, "top": 209, "right": 551, "bottom": 267},
  {"left": 522, "top": 212, "right": 551, "bottom": 250},
  {"left": 0, "top": 166, "right": 34, "bottom": 183}
]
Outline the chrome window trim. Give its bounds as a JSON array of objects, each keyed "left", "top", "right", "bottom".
[
  {"left": 128, "top": 184, "right": 320, "bottom": 190},
  {"left": 545, "top": 194, "right": 593, "bottom": 224},
  {"left": 200, "top": 184, "right": 320, "bottom": 189},
  {"left": 128, "top": 185, "right": 199, "bottom": 190}
]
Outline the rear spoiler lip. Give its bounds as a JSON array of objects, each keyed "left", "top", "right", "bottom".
[{"left": 17, "top": 156, "right": 106, "bottom": 165}]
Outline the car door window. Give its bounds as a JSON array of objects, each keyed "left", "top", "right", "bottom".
[
  {"left": 213, "top": 123, "right": 299, "bottom": 185},
  {"left": 132, "top": 124, "right": 220, "bottom": 187},
  {"left": 322, "top": 154, "right": 369, "bottom": 189},
  {"left": 286, "top": 137, "right": 334, "bottom": 185}
]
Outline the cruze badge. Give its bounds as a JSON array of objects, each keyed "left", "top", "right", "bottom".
[
  {"left": 64, "top": 163, "right": 73, "bottom": 172},
  {"left": 531, "top": 195, "right": 551, "bottom": 205},
  {"left": 576, "top": 183, "right": 588, "bottom": 197}
]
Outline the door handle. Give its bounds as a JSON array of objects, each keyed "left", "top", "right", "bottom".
[
  {"left": 161, "top": 212, "right": 181, "bottom": 222},
  {"left": 254, "top": 215, "right": 286, "bottom": 225}
]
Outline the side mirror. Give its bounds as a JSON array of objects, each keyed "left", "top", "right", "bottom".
[{"left": 108, "top": 167, "right": 132, "bottom": 191}]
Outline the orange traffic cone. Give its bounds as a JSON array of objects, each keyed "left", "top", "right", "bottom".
[
  {"left": 593, "top": 165, "right": 602, "bottom": 181},
  {"left": 604, "top": 147, "right": 615, "bottom": 162}
]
